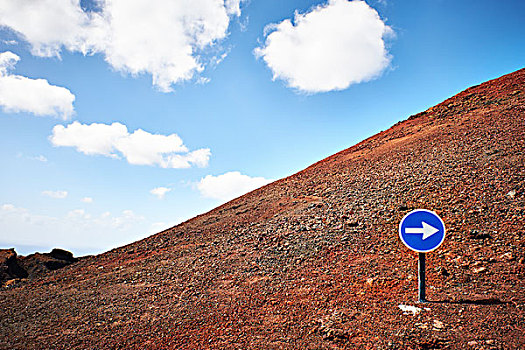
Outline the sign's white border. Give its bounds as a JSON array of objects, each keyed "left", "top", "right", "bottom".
[{"left": 399, "top": 209, "right": 446, "bottom": 253}]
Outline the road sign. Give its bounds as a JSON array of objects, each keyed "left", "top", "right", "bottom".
[
  {"left": 399, "top": 209, "right": 445, "bottom": 302},
  {"left": 399, "top": 209, "right": 445, "bottom": 253}
]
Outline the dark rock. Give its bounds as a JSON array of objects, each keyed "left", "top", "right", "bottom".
[
  {"left": 398, "top": 203, "right": 410, "bottom": 211},
  {"left": 1, "top": 248, "right": 78, "bottom": 284},
  {"left": 346, "top": 221, "right": 359, "bottom": 227},
  {"left": 469, "top": 230, "right": 492, "bottom": 239},
  {"left": 48, "top": 248, "right": 76, "bottom": 262},
  {"left": 0, "top": 249, "right": 28, "bottom": 283},
  {"left": 438, "top": 267, "right": 450, "bottom": 277}
]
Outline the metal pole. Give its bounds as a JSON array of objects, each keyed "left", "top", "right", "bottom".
[{"left": 418, "top": 252, "right": 426, "bottom": 302}]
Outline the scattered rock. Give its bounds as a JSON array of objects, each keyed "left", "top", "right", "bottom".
[
  {"left": 346, "top": 220, "right": 359, "bottom": 227},
  {"left": 500, "top": 252, "right": 514, "bottom": 261},
  {"left": 2, "top": 68, "right": 525, "bottom": 349},
  {"left": 473, "top": 266, "right": 487, "bottom": 274},
  {"left": 398, "top": 203, "right": 410, "bottom": 211},
  {"left": 433, "top": 320, "right": 445, "bottom": 330},
  {"left": 3, "top": 278, "right": 22, "bottom": 288},
  {"left": 469, "top": 230, "right": 492, "bottom": 239},
  {"left": 399, "top": 304, "right": 422, "bottom": 315},
  {"left": 437, "top": 266, "right": 450, "bottom": 277},
  {"left": 506, "top": 190, "right": 516, "bottom": 199}
]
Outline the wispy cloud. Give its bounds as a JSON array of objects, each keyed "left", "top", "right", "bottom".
[
  {"left": 0, "top": 203, "right": 146, "bottom": 252},
  {"left": 42, "top": 190, "right": 68, "bottom": 199},
  {"left": 32, "top": 155, "right": 48, "bottom": 162}
]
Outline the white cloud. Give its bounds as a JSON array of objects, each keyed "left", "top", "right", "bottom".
[
  {"left": 42, "top": 190, "right": 68, "bottom": 199},
  {"left": 67, "top": 208, "right": 91, "bottom": 220},
  {"left": 197, "top": 171, "right": 272, "bottom": 202},
  {"left": 50, "top": 121, "right": 211, "bottom": 168},
  {"left": 0, "top": 51, "right": 75, "bottom": 118},
  {"left": 149, "top": 220, "right": 180, "bottom": 234},
  {"left": 50, "top": 121, "right": 127, "bottom": 157},
  {"left": 66, "top": 208, "right": 144, "bottom": 231},
  {"left": 0, "top": 0, "right": 244, "bottom": 91},
  {"left": 114, "top": 129, "right": 187, "bottom": 165},
  {"left": 196, "top": 77, "right": 211, "bottom": 85},
  {"left": 0, "top": 203, "right": 146, "bottom": 253},
  {"left": 1, "top": 203, "right": 16, "bottom": 211},
  {"left": 32, "top": 155, "right": 48, "bottom": 162},
  {"left": 81, "top": 197, "right": 93, "bottom": 203},
  {"left": 0, "top": 0, "right": 102, "bottom": 57},
  {"left": 162, "top": 148, "right": 211, "bottom": 169},
  {"left": 1, "top": 203, "right": 58, "bottom": 227},
  {"left": 254, "top": 0, "right": 393, "bottom": 93},
  {"left": 150, "top": 187, "right": 171, "bottom": 199}
]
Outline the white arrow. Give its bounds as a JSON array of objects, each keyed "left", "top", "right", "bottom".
[{"left": 405, "top": 221, "right": 439, "bottom": 240}]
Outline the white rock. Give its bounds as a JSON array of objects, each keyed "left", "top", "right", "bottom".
[{"left": 398, "top": 304, "right": 422, "bottom": 315}]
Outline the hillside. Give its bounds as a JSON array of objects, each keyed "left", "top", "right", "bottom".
[{"left": 1, "top": 69, "right": 524, "bottom": 349}]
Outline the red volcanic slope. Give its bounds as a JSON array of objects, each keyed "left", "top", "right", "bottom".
[{"left": 1, "top": 69, "right": 524, "bottom": 349}]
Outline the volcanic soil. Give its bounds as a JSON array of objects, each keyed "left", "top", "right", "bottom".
[{"left": 1, "top": 69, "right": 524, "bottom": 349}]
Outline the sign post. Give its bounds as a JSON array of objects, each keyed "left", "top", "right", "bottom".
[
  {"left": 399, "top": 209, "right": 445, "bottom": 303},
  {"left": 418, "top": 252, "right": 426, "bottom": 302}
]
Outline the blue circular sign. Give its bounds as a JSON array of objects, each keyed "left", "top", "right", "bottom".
[{"left": 399, "top": 209, "right": 445, "bottom": 253}]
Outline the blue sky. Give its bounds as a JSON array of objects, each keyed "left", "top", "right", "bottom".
[{"left": 0, "top": 0, "right": 523, "bottom": 256}]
